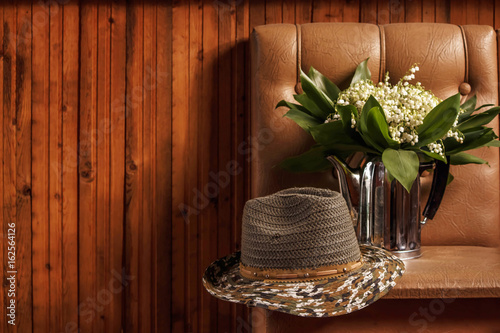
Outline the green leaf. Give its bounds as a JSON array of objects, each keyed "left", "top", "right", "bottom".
[
  {"left": 350, "top": 58, "right": 371, "bottom": 85},
  {"left": 366, "top": 106, "right": 400, "bottom": 150},
  {"left": 323, "top": 143, "right": 379, "bottom": 155},
  {"left": 386, "top": 170, "right": 395, "bottom": 183},
  {"left": 449, "top": 152, "right": 488, "bottom": 165},
  {"left": 460, "top": 95, "right": 477, "bottom": 112},
  {"left": 300, "top": 69, "right": 335, "bottom": 117},
  {"left": 337, "top": 104, "right": 357, "bottom": 134},
  {"left": 357, "top": 96, "right": 385, "bottom": 152},
  {"left": 445, "top": 127, "right": 498, "bottom": 154},
  {"left": 447, "top": 172, "right": 454, "bottom": 185},
  {"left": 309, "top": 121, "right": 343, "bottom": 145},
  {"left": 382, "top": 149, "right": 420, "bottom": 192},
  {"left": 309, "top": 121, "right": 358, "bottom": 146},
  {"left": 457, "top": 106, "right": 500, "bottom": 131},
  {"left": 474, "top": 103, "right": 495, "bottom": 112},
  {"left": 283, "top": 109, "right": 323, "bottom": 132},
  {"left": 307, "top": 67, "right": 341, "bottom": 102},
  {"left": 418, "top": 149, "right": 447, "bottom": 163},
  {"left": 486, "top": 140, "right": 500, "bottom": 147},
  {"left": 293, "top": 94, "right": 328, "bottom": 120},
  {"left": 358, "top": 95, "right": 381, "bottom": 134},
  {"left": 278, "top": 146, "right": 331, "bottom": 173},
  {"left": 416, "top": 93, "right": 460, "bottom": 147},
  {"left": 276, "top": 100, "right": 313, "bottom": 115}
]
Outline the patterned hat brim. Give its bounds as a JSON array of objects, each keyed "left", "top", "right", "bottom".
[{"left": 202, "top": 245, "right": 405, "bottom": 317}]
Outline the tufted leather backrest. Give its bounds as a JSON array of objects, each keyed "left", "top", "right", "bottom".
[{"left": 250, "top": 23, "right": 500, "bottom": 246}]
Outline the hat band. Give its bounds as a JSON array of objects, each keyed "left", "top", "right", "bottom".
[{"left": 239, "top": 259, "right": 363, "bottom": 281}]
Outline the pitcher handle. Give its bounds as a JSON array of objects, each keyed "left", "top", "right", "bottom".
[{"left": 420, "top": 156, "right": 450, "bottom": 225}]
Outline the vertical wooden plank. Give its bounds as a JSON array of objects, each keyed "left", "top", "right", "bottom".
[
  {"left": 479, "top": 0, "right": 494, "bottom": 26},
  {"left": 141, "top": 2, "right": 154, "bottom": 332},
  {"left": 96, "top": 3, "right": 111, "bottom": 333},
  {"left": 312, "top": 0, "right": 331, "bottom": 22},
  {"left": 295, "top": 0, "right": 313, "bottom": 23},
  {"left": 62, "top": 2, "right": 80, "bottom": 331},
  {"left": 234, "top": 0, "right": 250, "bottom": 330},
  {"left": 125, "top": 1, "right": 143, "bottom": 332},
  {"left": 390, "top": 0, "right": 405, "bottom": 22},
  {"left": 360, "top": 0, "right": 378, "bottom": 24},
  {"left": 187, "top": 0, "right": 201, "bottom": 332},
  {"left": 435, "top": 0, "right": 450, "bottom": 23},
  {"left": 200, "top": 1, "right": 219, "bottom": 332},
  {"left": 108, "top": 3, "right": 126, "bottom": 333},
  {"left": 330, "top": 0, "right": 344, "bottom": 22},
  {"left": 250, "top": 0, "right": 266, "bottom": 30},
  {"left": 343, "top": 0, "right": 360, "bottom": 22},
  {"left": 171, "top": 0, "right": 188, "bottom": 331},
  {"left": 378, "top": 0, "right": 391, "bottom": 24},
  {"left": 32, "top": 1, "right": 50, "bottom": 332},
  {"left": 466, "top": 0, "right": 479, "bottom": 24},
  {"left": 3, "top": 3, "right": 16, "bottom": 333},
  {"left": 496, "top": 0, "right": 500, "bottom": 28},
  {"left": 266, "top": 0, "right": 283, "bottom": 24},
  {"left": 406, "top": 0, "right": 422, "bottom": 22},
  {"left": 218, "top": 0, "right": 236, "bottom": 330},
  {"left": 422, "top": 0, "right": 435, "bottom": 22},
  {"left": 49, "top": 1, "right": 64, "bottom": 332},
  {"left": 16, "top": 2, "right": 33, "bottom": 332},
  {"left": 0, "top": 4, "right": 5, "bottom": 331},
  {"left": 449, "top": 0, "right": 466, "bottom": 24},
  {"left": 155, "top": 2, "right": 172, "bottom": 332},
  {"left": 283, "top": 0, "right": 296, "bottom": 23},
  {"left": 79, "top": 3, "right": 98, "bottom": 332}
]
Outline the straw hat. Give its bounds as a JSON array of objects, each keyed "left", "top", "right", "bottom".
[{"left": 202, "top": 187, "right": 405, "bottom": 317}]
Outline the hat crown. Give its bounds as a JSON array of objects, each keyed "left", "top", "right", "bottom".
[{"left": 241, "top": 187, "right": 361, "bottom": 269}]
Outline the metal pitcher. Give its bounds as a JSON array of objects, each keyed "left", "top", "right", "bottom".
[{"left": 328, "top": 154, "right": 450, "bottom": 260}]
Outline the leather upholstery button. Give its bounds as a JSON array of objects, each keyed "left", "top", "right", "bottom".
[{"left": 459, "top": 82, "right": 471, "bottom": 95}]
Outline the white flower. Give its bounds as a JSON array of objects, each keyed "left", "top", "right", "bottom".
[{"left": 328, "top": 63, "right": 455, "bottom": 148}]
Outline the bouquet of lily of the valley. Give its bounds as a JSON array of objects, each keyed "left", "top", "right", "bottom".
[{"left": 277, "top": 59, "right": 500, "bottom": 192}]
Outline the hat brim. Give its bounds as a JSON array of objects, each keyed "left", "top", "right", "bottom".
[{"left": 202, "top": 245, "right": 405, "bottom": 317}]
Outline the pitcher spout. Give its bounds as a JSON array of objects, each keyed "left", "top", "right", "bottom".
[{"left": 327, "top": 155, "right": 361, "bottom": 225}]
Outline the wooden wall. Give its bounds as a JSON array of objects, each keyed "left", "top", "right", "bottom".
[{"left": 0, "top": 0, "right": 499, "bottom": 332}]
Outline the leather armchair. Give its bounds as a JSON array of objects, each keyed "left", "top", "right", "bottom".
[{"left": 250, "top": 23, "right": 500, "bottom": 332}]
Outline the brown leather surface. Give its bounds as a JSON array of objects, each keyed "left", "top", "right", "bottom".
[
  {"left": 250, "top": 23, "right": 500, "bottom": 332},
  {"left": 387, "top": 246, "right": 500, "bottom": 298},
  {"left": 420, "top": 25, "right": 500, "bottom": 247},
  {"left": 251, "top": 24, "right": 335, "bottom": 197},
  {"left": 251, "top": 22, "right": 500, "bottom": 245},
  {"left": 300, "top": 23, "right": 382, "bottom": 90}
]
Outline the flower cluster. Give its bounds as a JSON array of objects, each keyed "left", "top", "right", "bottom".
[{"left": 331, "top": 64, "right": 462, "bottom": 155}]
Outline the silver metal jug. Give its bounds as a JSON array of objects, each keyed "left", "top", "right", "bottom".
[{"left": 328, "top": 154, "right": 449, "bottom": 260}]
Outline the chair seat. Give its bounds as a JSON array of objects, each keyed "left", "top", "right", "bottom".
[{"left": 387, "top": 246, "right": 500, "bottom": 298}]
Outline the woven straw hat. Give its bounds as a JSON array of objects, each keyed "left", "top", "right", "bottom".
[{"left": 202, "top": 187, "right": 405, "bottom": 317}]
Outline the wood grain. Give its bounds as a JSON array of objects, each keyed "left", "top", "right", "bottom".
[
  {"left": 96, "top": 3, "right": 111, "bottom": 332},
  {"left": 16, "top": 3, "right": 33, "bottom": 332},
  {"left": 62, "top": 3, "right": 80, "bottom": 331},
  {"left": 0, "top": 1, "right": 498, "bottom": 332},
  {"left": 79, "top": 3, "right": 98, "bottom": 332},
  {"left": 49, "top": 2, "right": 64, "bottom": 332},
  {"left": 171, "top": 0, "right": 188, "bottom": 332},
  {"left": 32, "top": 1, "right": 49, "bottom": 332},
  {"left": 125, "top": 1, "right": 143, "bottom": 332},
  {"left": 109, "top": 2, "right": 126, "bottom": 332},
  {"left": 155, "top": 2, "right": 172, "bottom": 332},
  {"left": 3, "top": 3, "right": 18, "bottom": 332}
]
